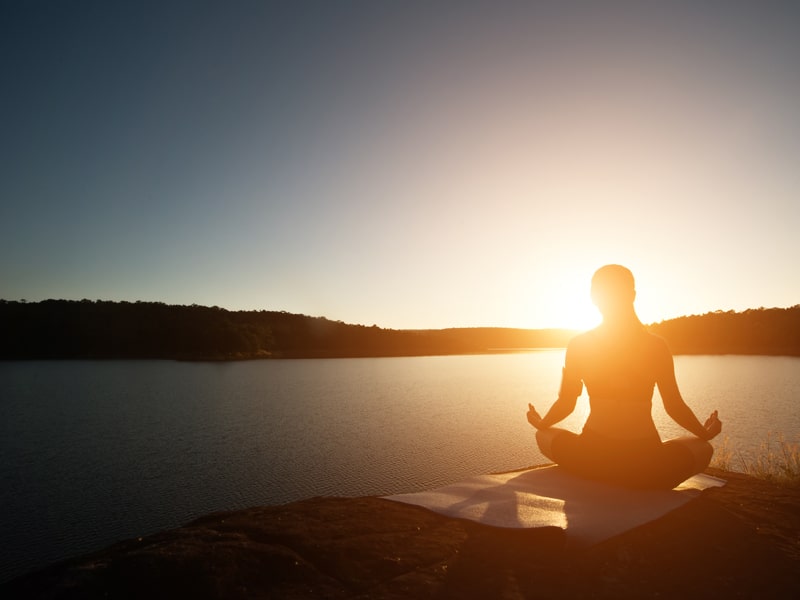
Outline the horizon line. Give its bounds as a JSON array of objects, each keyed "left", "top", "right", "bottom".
[{"left": 2, "top": 297, "right": 797, "bottom": 332}]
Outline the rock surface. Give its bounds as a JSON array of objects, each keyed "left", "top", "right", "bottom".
[{"left": 3, "top": 468, "right": 798, "bottom": 599}]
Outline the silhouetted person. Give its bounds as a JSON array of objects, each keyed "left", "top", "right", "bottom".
[{"left": 527, "top": 265, "right": 722, "bottom": 489}]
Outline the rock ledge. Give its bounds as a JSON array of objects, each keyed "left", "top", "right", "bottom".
[{"left": 3, "top": 468, "right": 798, "bottom": 599}]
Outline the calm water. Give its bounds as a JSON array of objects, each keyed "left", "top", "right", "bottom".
[{"left": 1, "top": 352, "right": 798, "bottom": 582}]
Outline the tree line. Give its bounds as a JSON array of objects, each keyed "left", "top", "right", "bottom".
[
  {"left": 647, "top": 306, "right": 800, "bottom": 356},
  {"left": 0, "top": 300, "right": 798, "bottom": 360}
]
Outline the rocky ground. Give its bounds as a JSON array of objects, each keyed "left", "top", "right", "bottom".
[{"left": 3, "top": 468, "right": 798, "bottom": 599}]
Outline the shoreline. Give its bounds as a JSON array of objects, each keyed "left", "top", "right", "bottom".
[{"left": 3, "top": 348, "right": 800, "bottom": 362}]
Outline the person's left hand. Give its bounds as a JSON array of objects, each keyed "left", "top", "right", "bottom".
[
  {"left": 703, "top": 410, "right": 722, "bottom": 440},
  {"left": 526, "top": 403, "right": 544, "bottom": 429}
]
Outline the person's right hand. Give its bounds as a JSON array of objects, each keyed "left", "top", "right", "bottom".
[
  {"left": 703, "top": 410, "right": 722, "bottom": 440},
  {"left": 526, "top": 403, "right": 544, "bottom": 429}
]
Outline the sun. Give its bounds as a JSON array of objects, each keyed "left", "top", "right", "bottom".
[
  {"left": 516, "top": 268, "right": 603, "bottom": 331},
  {"left": 547, "top": 292, "right": 602, "bottom": 331}
]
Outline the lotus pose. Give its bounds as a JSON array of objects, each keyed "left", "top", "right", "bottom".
[{"left": 527, "top": 265, "right": 722, "bottom": 489}]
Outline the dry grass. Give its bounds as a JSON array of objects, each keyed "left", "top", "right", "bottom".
[{"left": 711, "top": 433, "right": 800, "bottom": 484}]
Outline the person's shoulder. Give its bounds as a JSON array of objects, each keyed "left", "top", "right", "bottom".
[
  {"left": 642, "top": 329, "right": 672, "bottom": 355},
  {"left": 566, "top": 327, "right": 601, "bottom": 352},
  {"left": 568, "top": 328, "right": 595, "bottom": 345}
]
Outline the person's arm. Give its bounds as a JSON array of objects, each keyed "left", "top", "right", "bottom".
[
  {"left": 528, "top": 396, "right": 577, "bottom": 429},
  {"left": 656, "top": 345, "right": 722, "bottom": 440},
  {"left": 527, "top": 344, "right": 582, "bottom": 429}
]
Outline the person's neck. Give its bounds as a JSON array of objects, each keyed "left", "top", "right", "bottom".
[{"left": 600, "top": 309, "right": 642, "bottom": 330}]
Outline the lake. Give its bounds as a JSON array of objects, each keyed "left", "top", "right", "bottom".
[{"left": 1, "top": 352, "right": 798, "bottom": 583}]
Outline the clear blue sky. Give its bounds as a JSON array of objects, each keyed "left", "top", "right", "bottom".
[{"left": 2, "top": 1, "right": 798, "bottom": 329}]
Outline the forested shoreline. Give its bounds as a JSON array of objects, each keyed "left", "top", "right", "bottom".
[{"left": 1, "top": 300, "right": 798, "bottom": 360}]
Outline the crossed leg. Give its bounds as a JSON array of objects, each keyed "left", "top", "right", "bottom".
[
  {"left": 535, "top": 427, "right": 577, "bottom": 463},
  {"left": 662, "top": 436, "right": 714, "bottom": 475},
  {"left": 535, "top": 428, "right": 714, "bottom": 489}
]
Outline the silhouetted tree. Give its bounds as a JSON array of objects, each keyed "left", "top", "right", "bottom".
[{"left": 1, "top": 300, "right": 797, "bottom": 360}]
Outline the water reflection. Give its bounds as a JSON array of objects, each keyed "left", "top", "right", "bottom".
[{"left": 0, "top": 353, "right": 798, "bottom": 582}]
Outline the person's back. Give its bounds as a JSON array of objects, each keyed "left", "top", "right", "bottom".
[
  {"left": 569, "top": 325, "right": 665, "bottom": 441},
  {"left": 526, "top": 265, "right": 722, "bottom": 489}
]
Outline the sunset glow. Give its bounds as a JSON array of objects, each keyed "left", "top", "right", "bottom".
[{"left": 1, "top": 2, "right": 797, "bottom": 329}]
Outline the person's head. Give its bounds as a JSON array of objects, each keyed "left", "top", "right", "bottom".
[{"left": 590, "top": 264, "right": 637, "bottom": 320}]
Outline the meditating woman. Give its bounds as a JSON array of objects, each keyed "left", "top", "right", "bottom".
[{"left": 526, "top": 264, "right": 722, "bottom": 489}]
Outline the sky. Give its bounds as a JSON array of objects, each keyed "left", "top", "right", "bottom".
[{"left": 1, "top": 1, "right": 798, "bottom": 330}]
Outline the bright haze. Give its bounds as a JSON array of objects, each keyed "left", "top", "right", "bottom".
[{"left": 2, "top": 1, "right": 798, "bottom": 330}]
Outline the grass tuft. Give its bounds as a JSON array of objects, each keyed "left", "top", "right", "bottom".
[{"left": 711, "top": 433, "right": 800, "bottom": 484}]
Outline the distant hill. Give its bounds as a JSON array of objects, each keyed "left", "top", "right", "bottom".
[
  {"left": 0, "top": 300, "right": 798, "bottom": 360},
  {"left": 646, "top": 306, "right": 800, "bottom": 356},
  {"left": 0, "top": 299, "right": 575, "bottom": 360}
]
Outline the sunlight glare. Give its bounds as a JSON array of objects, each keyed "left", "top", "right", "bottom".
[
  {"left": 549, "top": 291, "right": 602, "bottom": 331},
  {"left": 518, "top": 269, "right": 602, "bottom": 331}
]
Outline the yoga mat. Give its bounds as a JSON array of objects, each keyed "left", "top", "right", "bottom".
[{"left": 384, "top": 465, "right": 726, "bottom": 546}]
